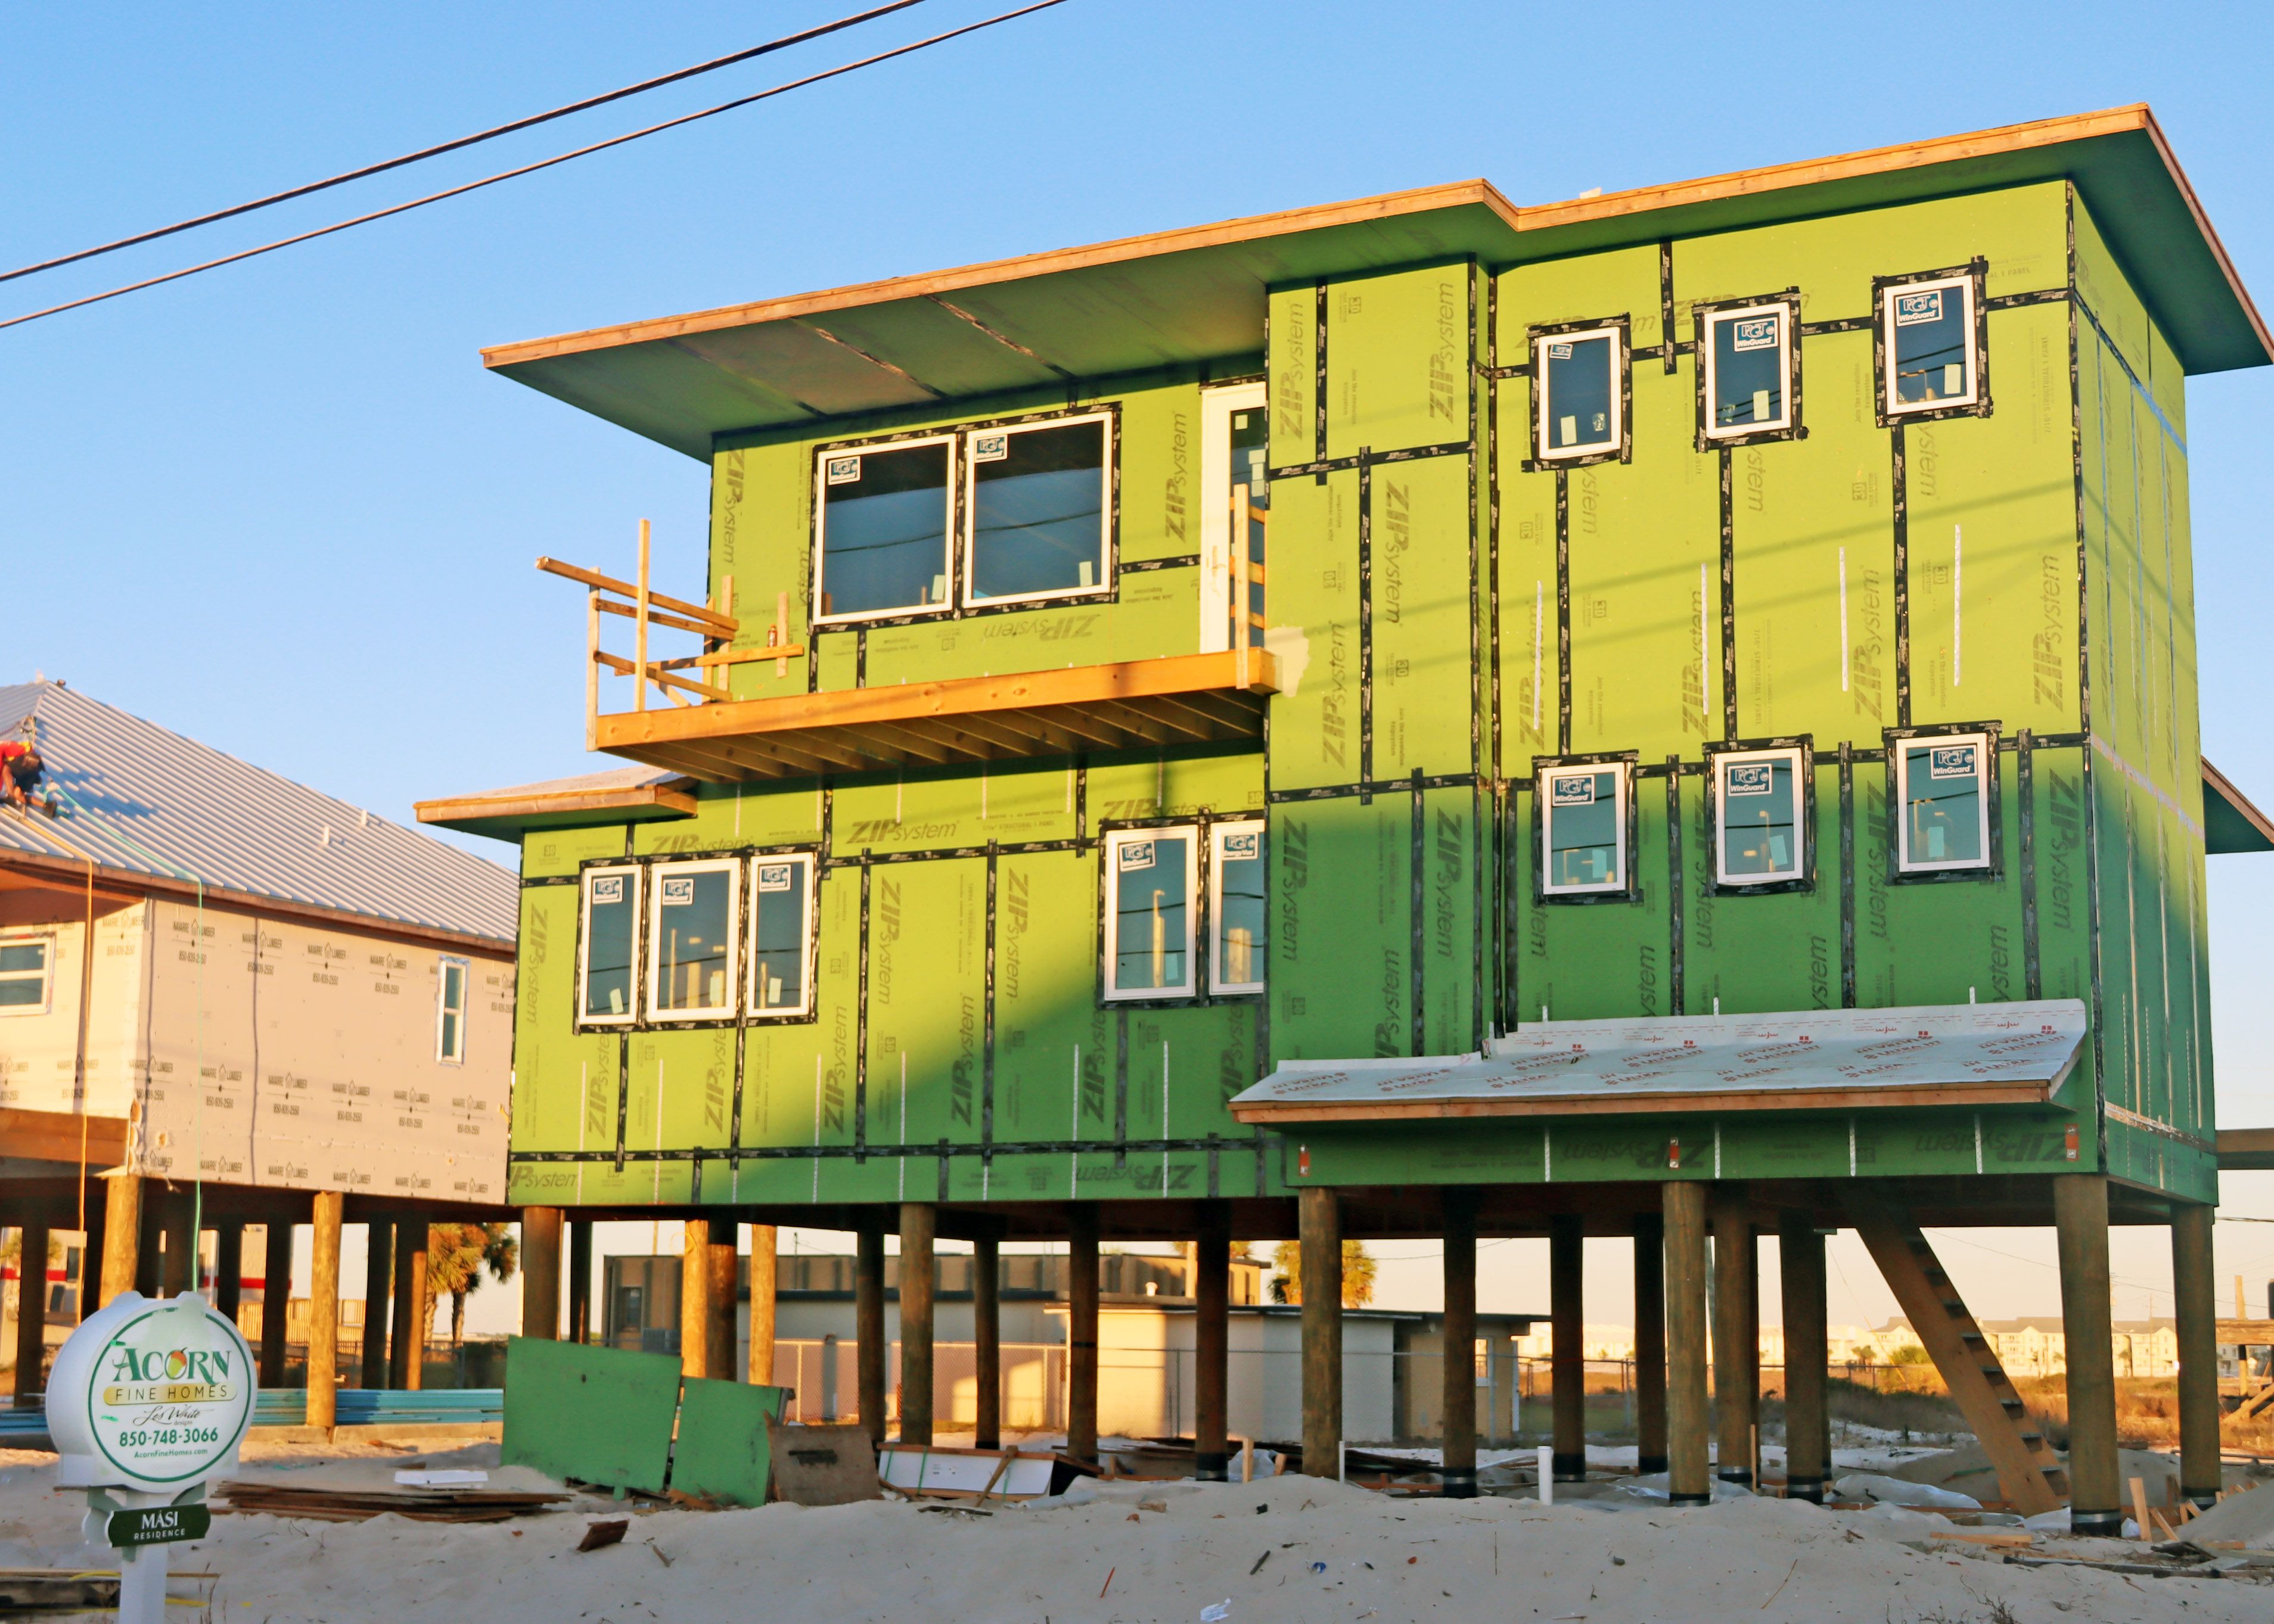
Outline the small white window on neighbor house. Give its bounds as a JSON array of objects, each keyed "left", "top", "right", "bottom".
[
  {"left": 1105, "top": 827, "right": 1197, "bottom": 1001},
  {"left": 0, "top": 934, "right": 53, "bottom": 1015},
  {"left": 1881, "top": 273, "right": 1981, "bottom": 416},
  {"left": 579, "top": 866, "right": 641, "bottom": 1025},
  {"left": 1534, "top": 325, "right": 1624, "bottom": 462},
  {"left": 964, "top": 413, "right": 1113, "bottom": 606},
  {"left": 1894, "top": 731, "right": 1995, "bottom": 875},
  {"left": 648, "top": 858, "right": 741, "bottom": 1021},
  {"left": 1539, "top": 763, "right": 1629, "bottom": 897},
  {"left": 1210, "top": 821, "right": 1267, "bottom": 995},
  {"left": 1701, "top": 301, "right": 1796, "bottom": 440},
  {"left": 748, "top": 853, "right": 817, "bottom": 1018},
  {"left": 813, "top": 434, "right": 957, "bottom": 623},
  {"left": 1713, "top": 746, "right": 1807, "bottom": 886},
  {"left": 436, "top": 955, "right": 469, "bottom": 1064}
]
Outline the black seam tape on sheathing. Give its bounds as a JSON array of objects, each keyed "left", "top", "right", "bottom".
[
  {"left": 1113, "top": 1006, "right": 1129, "bottom": 1163},
  {"left": 1839, "top": 742, "right": 1857, "bottom": 1009},
  {"left": 1268, "top": 772, "right": 1477, "bottom": 804},
  {"left": 2018, "top": 731, "right": 2041, "bottom": 1000},
  {"left": 1122, "top": 553, "right": 1201, "bottom": 573},
  {"left": 1268, "top": 438, "right": 1472, "bottom": 481},
  {"left": 1483, "top": 363, "right": 1530, "bottom": 381},
  {"left": 1665, "top": 757, "right": 1683, "bottom": 1015},
  {"left": 1660, "top": 239, "right": 1677, "bottom": 375},
  {"left": 1798, "top": 317, "right": 1874, "bottom": 337},
  {"left": 983, "top": 844, "right": 998, "bottom": 1150},
  {"left": 1410, "top": 769, "right": 1426, "bottom": 1057},
  {"left": 1985, "top": 288, "right": 2069, "bottom": 310},
  {"left": 1358, "top": 449, "right": 1375, "bottom": 798},
  {"left": 509, "top": 1134, "right": 1241, "bottom": 1166},
  {"left": 1313, "top": 280, "right": 1329, "bottom": 484},
  {"left": 519, "top": 873, "right": 581, "bottom": 888},
  {"left": 1555, "top": 469, "right": 1572, "bottom": 754},
  {"left": 614, "top": 1031, "right": 630, "bottom": 1172},
  {"left": 1718, "top": 448, "right": 1736, "bottom": 740},
  {"left": 854, "top": 856, "right": 872, "bottom": 1160},
  {"left": 1890, "top": 424, "right": 1911, "bottom": 728}
]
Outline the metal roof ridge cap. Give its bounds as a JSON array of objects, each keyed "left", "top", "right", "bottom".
[{"left": 478, "top": 178, "right": 1515, "bottom": 369}]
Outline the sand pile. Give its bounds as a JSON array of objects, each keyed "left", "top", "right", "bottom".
[{"left": 3, "top": 1446, "right": 2271, "bottom": 1621}]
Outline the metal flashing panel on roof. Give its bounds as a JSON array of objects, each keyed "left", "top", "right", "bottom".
[
  {"left": 0, "top": 680, "right": 515, "bottom": 944},
  {"left": 1229, "top": 1000, "right": 2089, "bottom": 1122}
]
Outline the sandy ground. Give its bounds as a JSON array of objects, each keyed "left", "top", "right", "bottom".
[{"left": 2, "top": 1439, "right": 2270, "bottom": 1624}]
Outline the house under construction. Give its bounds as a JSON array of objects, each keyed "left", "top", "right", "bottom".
[
  {"left": 2, "top": 680, "right": 517, "bottom": 1415},
  {"left": 421, "top": 106, "right": 2274, "bottom": 1529}
]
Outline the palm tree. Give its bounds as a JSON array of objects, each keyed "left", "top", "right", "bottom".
[
  {"left": 1269, "top": 1238, "right": 1377, "bottom": 1308},
  {"left": 423, "top": 1222, "right": 520, "bottom": 1343}
]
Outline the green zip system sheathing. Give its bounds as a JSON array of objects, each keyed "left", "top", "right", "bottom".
[{"left": 498, "top": 169, "right": 2236, "bottom": 1214}]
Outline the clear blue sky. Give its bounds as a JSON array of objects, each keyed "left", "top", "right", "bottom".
[{"left": 11, "top": 1, "right": 2274, "bottom": 1333}]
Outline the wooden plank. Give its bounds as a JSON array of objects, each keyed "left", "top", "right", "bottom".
[
  {"left": 1229, "top": 1081, "right": 2052, "bottom": 1123},
  {"left": 537, "top": 557, "right": 737, "bottom": 634},
  {"left": 0, "top": 1106, "right": 130, "bottom": 1167},
  {"left": 2217, "top": 1128, "right": 2274, "bottom": 1171},
  {"left": 414, "top": 782, "right": 698, "bottom": 827},
  {"left": 594, "top": 598, "right": 719, "bottom": 638}
]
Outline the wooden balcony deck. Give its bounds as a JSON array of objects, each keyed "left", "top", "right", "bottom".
[{"left": 594, "top": 649, "right": 1279, "bottom": 782}]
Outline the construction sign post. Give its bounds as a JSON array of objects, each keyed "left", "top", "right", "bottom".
[{"left": 48, "top": 1292, "right": 254, "bottom": 1623}]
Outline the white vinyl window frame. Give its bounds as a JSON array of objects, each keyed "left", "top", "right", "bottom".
[
  {"left": 746, "top": 851, "right": 819, "bottom": 1020},
  {"left": 1711, "top": 746, "right": 1808, "bottom": 887},
  {"left": 810, "top": 432, "right": 960, "bottom": 627},
  {"left": 1893, "top": 730, "right": 1995, "bottom": 875},
  {"left": 1198, "top": 381, "right": 1268, "bottom": 654},
  {"left": 436, "top": 954, "right": 470, "bottom": 1065},
  {"left": 577, "top": 865, "right": 643, "bottom": 1026},
  {"left": 959, "top": 410, "right": 1117, "bottom": 610},
  {"left": 1209, "top": 819, "right": 1267, "bottom": 996},
  {"left": 1880, "top": 273, "right": 1981, "bottom": 418},
  {"left": 1539, "top": 762, "right": 1630, "bottom": 898},
  {"left": 644, "top": 857, "right": 743, "bottom": 1023},
  {"left": 1103, "top": 826, "right": 1200, "bottom": 1003},
  {"left": 0, "top": 931, "right": 55, "bottom": 1017},
  {"left": 1700, "top": 301, "right": 1797, "bottom": 441},
  {"left": 1533, "top": 325, "right": 1626, "bottom": 463}
]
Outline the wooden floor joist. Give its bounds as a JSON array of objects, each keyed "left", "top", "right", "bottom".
[
  {"left": 591, "top": 650, "right": 1278, "bottom": 781},
  {"left": 1853, "top": 1213, "right": 2068, "bottom": 1516}
]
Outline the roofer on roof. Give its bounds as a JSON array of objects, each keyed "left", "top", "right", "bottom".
[{"left": 0, "top": 739, "right": 52, "bottom": 816}]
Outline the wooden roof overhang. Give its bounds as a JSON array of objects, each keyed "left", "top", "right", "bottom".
[
  {"left": 484, "top": 105, "right": 2269, "bottom": 461},
  {"left": 416, "top": 773, "right": 700, "bottom": 839},
  {"left": 589, "top": 649, "right": 1276, "bottom": 783}
]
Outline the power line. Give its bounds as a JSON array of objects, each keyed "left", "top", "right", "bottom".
[
  {"left": 0, "top": 1, "right": 930, "bottom": 288},
  {"left": 0, "top": 0, "right": 1072, "bottom": 335}
]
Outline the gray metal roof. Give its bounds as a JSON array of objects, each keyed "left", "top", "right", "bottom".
[{"left": 0, "top": 680, "right": 515, "bottom": 944}]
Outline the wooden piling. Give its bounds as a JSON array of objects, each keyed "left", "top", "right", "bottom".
[
  {"left": 391, "top": 1221, "right": 428, "bottom": 1391},
  {"left": 1441, "top": 1188, "right": 1478, "bottom": 1497},
  {"left": 361, "top": 1218, "right": 393, "bottom": 1386},
  {"left": 1195, "top": 1202, "right": 1232, "bottom": 1481},
  {"left": 1633, "top": 1210, "right": 1667, "bottom": 1475},
  {"left": 159, "top": 1190, "right": 194, "bottom": 1298},
  {"left": 746, "top": 1222, "right": 776, "bottom": 1383},
  {"left": 2172, "top": 1200, "right": 2222, "bottom": 1508},
  {"left": 1298, "top": 1186, "right": 1343, "bottom": 1477},
  {"left": 899, "top": 1202, "right": 936, "bottom": 1444},
  {"left": 260, "top": 1218, "right": 293, "bottom": 1389},
  {"left": 306, "top": 1192, "right": 343, "bottom": 1433},
  {"left": 1068, "top": 1204, "right": 1101, "bottom": 1464},
  {"left": 856, "top": 1224, "right": 887, "bottom": 1446},
  {"left": 521, "top": 1207, "right": 563, "bottom": 1340},
  {"left": 706, "top": 1233, "right": 738, "bottom": 1381},
  {"left": 212, "top": 1219, "right": 244, "bottom": 1326},
  {"left": 568, "top": 1219, "right": 594, "bottom": 1346},
  {"left": 680, "top": 1218, "right": 714, "bottom": 1379},
  {"left": 973, "top": 1233, "right": 1002, "bottom": 1450},
  {"left": 2055, "top": 1172, "right": 2122, "bottom": 1534},
  {"left": 11, "top": 1218, "right": 48, "bottom": 1404},
  {"left": 1711, "top": 1187, "right": 1756, "bottom": 1486},
  {"left": 97, "top": 1173, "right": 139, "bottom": 1309},
  {"left": 1550, "top": 1212, "right": 1586, "bottom": 1482},
  {"left": 1778, "top": 1210, "right": 1830, "bottom": 1502},
  {"left": 1664, "top": 1181, "right": 1710, "bottom": 1505}
]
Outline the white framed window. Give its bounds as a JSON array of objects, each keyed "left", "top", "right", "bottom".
[
  {"left": 963, "top": 412, "right": 1113, "bottom": 607},
  {"left": 1198, "top": 382, "right": 1269, "bottom": 655},
  {"left": 1712, "top": 746, "right": 1807, "bottom": 887},
  {"left": 748, "top": 853, "right": 818, "bottom": 1018},
  {"left": 1893, "top": 731, "right": 1994, "bottom": 875},
  {"left": 1539, "top": 763, "right": 1629, "bottom": 897},
  {"left": 578, "top": 866, "right": 642, "bottom": 1025},
  {"left": 0, "top": 933, "right": 53, "bottom": 1015},
  {"left": 436, "top": 955, "right": 469, "bottom": 1063},
  {"left": 1210, "top": 821, "right": 1267, "bottom": 995},
  {"left": 1700, "top": 301, "right": 1796, "bottom": 440},
  {"left": 1533, "top": 325, "right": 1625, "bottom": 462},
  {"left": 647, "top": 858, "right": 742, "bottom": 1021},
  {"left": 1880, "top": 273, "right": 1981, "bottom": 416},
  {"left": 813, "top": 434, "right": 957, "bottom": 623},
  {"left": 1104, "top": 827, "right": 1197, "bottom": 1001}
]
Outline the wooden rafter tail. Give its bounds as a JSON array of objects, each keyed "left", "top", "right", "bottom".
[{"left": 536, "top": 556, "right": 739, "bottom": 636}]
